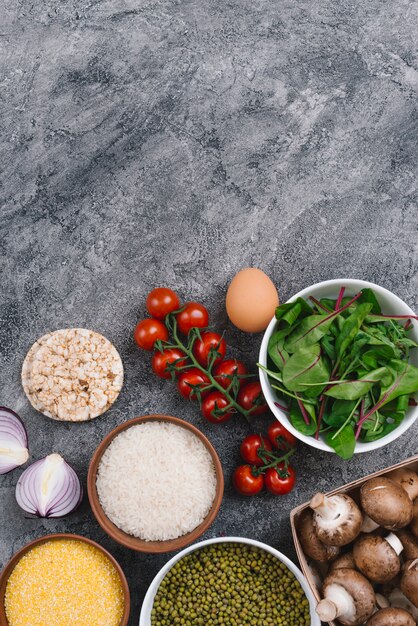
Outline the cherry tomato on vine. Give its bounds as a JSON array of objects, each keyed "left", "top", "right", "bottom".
[
  {"left": 201, "top": 391, "right": 234, "bottom": 423},
  {"left": 152, "top": 348, "right": 188, "bottom": 379},
  {"left": 134, "top": 319, "right": 168, "bottom": 351},
  {"left": 176, "top": 302, "right": 209, "bottom": 335},
  {"left": 233, "top": 465, "right": 264, "bottom": 496},
  {"left": 213, "top": 359, "right": 247, "bottom": 390},
  {"left": 264, "top": 463, "right": 296, "bottom": 495},
  {"left": 177, "top": 368, "right": 211, "bottom": 400},
  {"left": 146, "top": 287, "right": 180, "bottom": 320},
  {"left": 240, "top": 434, "right": 272, "bottom": 466},
  {"left": 237, "top": 381, "right": 268, "bottom": 416},
  {"left": 193, "top": 331, "right": 226, "bottom": 367},
  {"left": 267, "top": 421, "right": 297, "bottom": 450}
]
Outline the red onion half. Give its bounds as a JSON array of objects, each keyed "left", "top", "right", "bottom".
[
  {"left": 0, "top": 407, "right": 29, "bottom": 475},
  {"left": 16, "top": 453, "right": 83, "bottom": 517}
]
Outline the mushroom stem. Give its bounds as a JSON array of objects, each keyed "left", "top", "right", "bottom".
[
  {"left": 316, "top": 584, "right": 356, "bottom": 621},
  {"left": 375, "top": 594, "right": 390, "bottom": 609},
  {"left": 310, "top": 493, "right": 339, "bottom": 520},
  {"left": 386, "top": 533, "right": 404, "bottom": 556},
  {"left": 361, "top": 515, "right": 380, "bottom": 533}
]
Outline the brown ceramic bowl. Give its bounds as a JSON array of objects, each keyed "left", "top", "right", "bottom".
[
  {"left": 87, "top": 414, "right": 224, "bottom": 553},
  {"left": 0, "top": 533, "right": 130, "bottom": 626}
]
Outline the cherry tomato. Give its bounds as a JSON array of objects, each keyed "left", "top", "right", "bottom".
[
  {"left": 233, "top": 465, "right": 264, "bottom": 496},
  {"left": 240, "top": 434, "right": 272, "bottom": 466},
  {"left": 176, "top": 302, "right": 209, "bottom": 335},
  {"left": 201, "top": 391, "right": 234, "bottom": 423},
  {"left": 177, "top": 368, "right": 211, "bottom": 400},
  {"left": 152, "top": 348, "right": 188, "bottom": 379},
  {"left": 193, "top": 331, "right": 226, "bottom": 367},
  {"left": 267, "top": 421, "right": 297, "bottom": 450},
  {"left": 213, "top": 359, "right": 247, "bottom": 390},
  {"left": 146, "top": 287, "right": 180, "bottom": 320},
  {"left": 134, "top": 319, "right": 168, "bottom": 351},
  {"left": 237, "top": 381, "right": 268, "bottom": 416},
  {"left": 264, "top": 463, "right": 296, "bottom": 495}
]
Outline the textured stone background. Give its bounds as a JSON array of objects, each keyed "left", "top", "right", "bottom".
[{"left": 1, "top": 0, "right": 418, "bottom": 623}]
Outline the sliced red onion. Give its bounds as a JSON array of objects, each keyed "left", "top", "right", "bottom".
[
  {"left": 0, "top": 407, "right": 29, "bottom": 475},
  {"left": 16, "top": 453, "right": 83, "bottom": 517}
]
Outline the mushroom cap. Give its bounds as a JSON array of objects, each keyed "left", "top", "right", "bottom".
[
  {"left": 409, "top": 498, "right": 418, "bottom": 538},
  {"left": 310, "top": 492, "right": 363, "bottom": 546},
  {"left": 360, "top": 477, "right": 413, "bottom": 530},
  {"left": 387, "top": 468, "right": 418, "bottom": 501},
  {"left": 366, "top": 607, "right": 415, "bottom": 626},
  {"left": 297, "top": 509, "right": 340, "bottom": 562},
  {"left": 397, "top": 528, "right": 418, "bottom": 560},
  {"left": 401, "top": 559, "right": 418, "bottom": 609},
  {"left": 329, "top": 552, "right": 356, "bottom": 573},
  {"left": 353, "top": 535, "right": 401, "bottom": 583},
  {"left": 321, "top": 568, "right": 375, "bottom": 626}
]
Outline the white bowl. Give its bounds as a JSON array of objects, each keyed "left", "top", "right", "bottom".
[
  {"left": 139, "top": 536, "right": 320, "bottom": 625},
  {"left": 259, "top": 278, "right": 418, "bottom": 455}
]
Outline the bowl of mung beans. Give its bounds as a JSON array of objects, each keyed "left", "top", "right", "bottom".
[{"left": 139, "top": 536, "right": 320, "bottom": 626}]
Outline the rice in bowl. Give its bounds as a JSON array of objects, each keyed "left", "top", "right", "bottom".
[{"left": 96, "top": 421, "right": 217, "bottom": 541}]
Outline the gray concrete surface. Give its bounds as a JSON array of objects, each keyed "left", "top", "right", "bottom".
[{"left": 1, "top": 0, "right": 418, "bottom": 623}]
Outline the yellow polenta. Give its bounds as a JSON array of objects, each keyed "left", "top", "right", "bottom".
[{"left": 5, "top": 539, "right": 124, "bottom": 626}]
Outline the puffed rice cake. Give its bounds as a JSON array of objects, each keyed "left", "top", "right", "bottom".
[{"left": 22, "top": 328, "right": 124, "bottom": 421}]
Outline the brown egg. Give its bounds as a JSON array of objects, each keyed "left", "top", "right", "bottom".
[{"left": 226, "top": 268, "right": 279, "bottom": 333}]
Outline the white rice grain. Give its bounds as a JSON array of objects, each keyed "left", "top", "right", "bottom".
[{"left": 96, "top": 422, "right": 217, "bottom": 541}]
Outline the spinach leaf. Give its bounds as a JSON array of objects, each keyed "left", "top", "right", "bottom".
[
  {"left": 361, "top": 345, "right": 398, "bottom": 369},
  {"left": 284, "top": 314, "right": 338, "bottom": 353},
  {"left": 289, "top": 404, "right": 317, "bottom": 436},
  {"left": 282, "top": 344, "right": 330, "bottom": 394},
  {"left": 268, "top": 327, "right": 291, "bottom": 370},
  {"left": 360, "top": 421, "right": 398, "bottom": 442},
  {"left": 320, "top": 298, "right": 337, "bottom": 311},
  {"left": 324, "top": 367, "right": 388, "bottom": 400},
  {"left": 321, "top": 335, "right": 336, "bottom": 361},
  {"left": 275, "top": 298, "right": 312, "bottom": 326},
  {"left": 378, "top": 360, "right": 418, "bottom": 406},
  {"left": 323, "top": 399, "right": 357, "bottom": 427},
  {"left": 326, "top": 425, "right": 356, "bottom": 459},
  {"left": 357, "top": 288, "right": 382, "bottom": 314},
  {"left": 335, "top": 303, "right": 373, "bottom": 359}
]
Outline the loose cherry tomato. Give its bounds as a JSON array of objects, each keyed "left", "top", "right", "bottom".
[
  {"left": 233, "top": 465, "right": 264, "bottom": 496},
  {"left": 177, "top": 368, "right": 211, "bottom": 400},
  {"left": 193, "top": 331, "right": 226, "bottom": 367},
  {"left": 176, "top": 302, "right": 209, "bottom": 335},
  {"left": 134, "top": 319, "right": 168, "bottom": 351},
  {"left": 267, "top": 421, "right": 297, "bottom": 450},
  {"left": 152, "top": 348, "right": 188, "bottom": 379},
  {"left": 146, "top": 287, "right": 180, "bottom": 319},
  {"left": 201, "top": 391, "right": 234, "bottom": 423},
  {"left": 264, "top": 463, "right": 296, "bottom": 495},
  {"left": 240, "top": 434, "right": 272, "bottom": 466},
  {"left": 237, "top": 381, "right": 268, "bottom": 416},
  {"left": 213, "top": 359, "right": 247, "bottom": 390}
]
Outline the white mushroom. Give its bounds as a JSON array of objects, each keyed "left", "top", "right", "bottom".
[
  {"left": 401, "top": 559, "right": 418, "bottom": 609},
  {"left": 316, "top": 568, "right": 375, "bottom": 626},
  {"left": 397, "top": 528, "right": 418, "bottom": 560},
  {"left": 388, "top": 587, "right": 418, "bottom": 620},
  {"left": 366, "top": 607, "right": 415, "bottom": 626},
  {"left": 310, "top": 492, "right": 363, "bottom": 546},
  {"left": 297, "top": 509, "right": 341, "bottom": 562},
  {"left": 409, "top": 498, "right": 418, "bottom": 538},
  {"left": 387, "top": 468, "right": 418, "bottom": 501},
  {"left": 360, "top": 477, "right": 413, "bottom": 530},
  {"left": 353, "top": 533, "right": 404, "bottom": 583}
]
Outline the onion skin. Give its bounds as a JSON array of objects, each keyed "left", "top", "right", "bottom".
[
  {"left": 15, "top": 453, "right": 83, "bottom": 518},
  {"left": 0, "top": 407, "right": 29, "bottom": 475}
]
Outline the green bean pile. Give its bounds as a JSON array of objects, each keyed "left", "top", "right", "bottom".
[{"left": 151, "top": 543, "right": 310, "bottom": 625}]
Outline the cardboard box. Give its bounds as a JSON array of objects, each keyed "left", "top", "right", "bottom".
[{"left": 290, "top": 454, "right": 418, "bottom": 625}]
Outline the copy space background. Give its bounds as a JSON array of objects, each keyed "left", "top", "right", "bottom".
[{"left": 1, "top": 0, "right": 417, "bottom": 622}]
